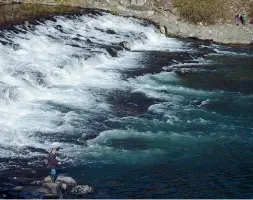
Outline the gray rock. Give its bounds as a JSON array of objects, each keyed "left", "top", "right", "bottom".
[
  {"left": 56, "top": 175, "right": 77, "bottom": 185},
  {"left": 160, "top": 26, "right": 167, "bottom": 35},
  {"left": 119, "top": 41, "right": 130, "bottom": 50},
  {"left": 130, "top": 0, "right": 146, "bottom": 6},
  {"left": 106, "top": 29, "right": 116, "bottom": 34},
  {"left": 188, "top": 33, "right": 195, "bottom": 37},
  {"left": 61, "top": 183, "right": 67, "bottom": 190},
  {"left": 36, "top": 186, "right": 51, "bottom": 194},
  {"left": 44, "top": 176, "right": 51, "bottom": 182},
  {"left": 136, "top": 0, "right": 146, "bottom": 6},
  {"left": 71, "top": 185, "right": 93, "bottom": 195},
  {"left": 43, "top": 183, "right": 62, "bottom": 197}
]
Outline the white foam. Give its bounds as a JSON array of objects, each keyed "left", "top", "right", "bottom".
[
  {"left": 129, "top": 71, "right": 217, "bottom": 98},
  {"left": 213, "top": 48, "right": 250, "bottom": 56},
  {"left": 0, "top": 11, "right": 191, "bottom": 168}
]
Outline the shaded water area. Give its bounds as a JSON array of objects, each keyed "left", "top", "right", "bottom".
[{"left": 0, "top": 5, "right": 253, "bottom": 198}]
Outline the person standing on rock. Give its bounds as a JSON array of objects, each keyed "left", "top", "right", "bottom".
[
  {"left": 48, "top": 148, "right": 61, "bottom": 183},
  {"left": 235, "top": 14, "right": 241, "bottom": 25},
  {"left": 241, "top": 11, "right": 247, "bottom": 25}
]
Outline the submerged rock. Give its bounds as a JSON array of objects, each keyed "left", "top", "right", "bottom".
[
  {"left": 106, "top": 47, "right": 118, "bottom": 57},
  {"left": 106, "top": 29, "right": 116, "bottom": 34},
  {"left": 12, "top": 186, "right": 24, "bottom": 191}
]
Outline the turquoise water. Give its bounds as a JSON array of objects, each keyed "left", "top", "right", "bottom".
[
  {"left": 70, "top": 43, "right": 253, "bottom": 198},
  {"left": 0, "top": 10, "right": 252, "bottom": 198}
]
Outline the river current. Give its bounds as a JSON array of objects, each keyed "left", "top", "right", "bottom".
[{"left": 0, "top": 9, "right": 253, "bottom": 198}]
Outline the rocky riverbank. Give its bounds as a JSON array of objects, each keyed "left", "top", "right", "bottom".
[
  {"left": 0, "top": 169, "right": 93, "bottom": 199},
  {"left": 0, "top": 0, "right": 253, "bottom": 44}
]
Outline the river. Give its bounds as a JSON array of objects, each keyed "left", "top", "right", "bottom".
[{"left": 0, "top": 8, "right": 253, "bottom": 198}]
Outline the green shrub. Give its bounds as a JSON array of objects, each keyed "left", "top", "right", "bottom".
[{"left": 173, "top": 0, "right": 227, "bottom": 25}]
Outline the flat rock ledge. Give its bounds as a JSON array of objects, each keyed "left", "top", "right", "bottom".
[{"left": 2, "top": 175, "right": 93, "bottom": 199}]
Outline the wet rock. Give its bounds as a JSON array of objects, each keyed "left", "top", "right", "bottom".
[
  {"left": 56, "top": 175, "right": 77, "bottom": 185},
  {"left": 61, "top": 183, "right": 67, "bottom": 190},
  {"left": 106, "top": 29, "right": 116, "bottom": 34},
  {"left": 119, "top": 41, "right": 130, "bottom": 50},
  {"left": 44, "top": 176, "right": 52, "bottom": 182},
  {"left": 2, "top": 172, "right": 92, "bottom": 199},
  {"left": 106, "top": 47, "right": 118, "bottom": 57},
  {"left": 86, "top": 39, "right": 92, "bottom": 44},
  {"left": 44, "top": 175, "right": 77, "bottom": 185},
  {"left": 36, "top": 186, "right": 51, "bottom": 194},
  {"left": 160, "top": 26, "right": 167, "bottom": 35},
  {"left": 71, "top": 185, "right": 93, "bottom": 195},
  {"left": 42, "top": 183, "right": 62, "bottom": 197}
]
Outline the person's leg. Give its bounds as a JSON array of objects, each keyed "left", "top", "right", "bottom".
[{"left": 50, "top": 169, "right": 56, "bottom": 183}]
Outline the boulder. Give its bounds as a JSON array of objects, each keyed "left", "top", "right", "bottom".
[
  {"left": 44, "top": 176, "right": 51, "bottom": 183},
  {"left": 36, "top": 186, "right": 51, "bottom": 195},
  {"left": 160, "top": 26, "right": 167, "bottom": 35},
  {"left": 188, "top": 33, "right": 196, "bottom": 38},
  {"left": 119, "top": 41, "right": 130, "bottom": 50},
  {"left": 86, "top": 39, "right": 92, "bottom": 44},
  {"left": 61, "top": 183, "right": 67, "bottom": 190},
  {"left": 44, "top": 175, "right": 77, "bottom": 185},
  {"left": 42, "top": 183, "right": 62, "bottom": 197},
  {"left": 71, "top": 185, "right": 93, "bottom": 195},
  {"left": 105, "top": 29, "right": 116, "bottom": 34},
  {"left": 56, "top": 175, "right": 77, "bottom": 185}
]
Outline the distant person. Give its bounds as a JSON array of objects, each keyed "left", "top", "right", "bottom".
[
  {"left": 235, "top": 14, "right": 241, "bottom": 25},
  {"left": 48, "top": 148, "right": 61, "bottom": 183},
  {"left": 241, "top": 11, "right": 247, "bottom": 25}
]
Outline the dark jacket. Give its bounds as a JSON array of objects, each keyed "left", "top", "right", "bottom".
[{"left": 48, "top": 152, "right": 59, "bottom": 169}]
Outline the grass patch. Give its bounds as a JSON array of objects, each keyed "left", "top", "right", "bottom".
[{"left": 173, "top": 0, "right": 227, "bottom": 25}]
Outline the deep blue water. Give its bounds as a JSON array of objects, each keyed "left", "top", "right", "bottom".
[
  {"left": 67, "top": 43, "right": 253, "bottom": 199},
  {"left": 0, "top": 9, "right": 252, "bottom": 198}
]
